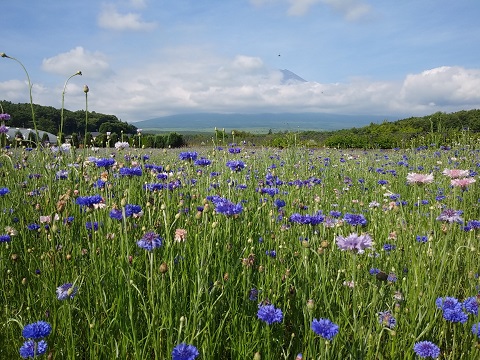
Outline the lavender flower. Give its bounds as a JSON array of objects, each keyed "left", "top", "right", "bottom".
[
  {"left": 56, "top": 283, "right": 78, "bottom": 300},
  {"left": 436, "top": 209, "right": 463, "bottom": 223},
  {"left": 378, "top": 310, "right": 396, "bottom": 329},
  {"left": 335, "top": 233, "right": 373, "bottom": 253}
]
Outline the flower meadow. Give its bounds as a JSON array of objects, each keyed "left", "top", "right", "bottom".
[{"left": 2, "top": 142, "right": 480, "bottom": 359}]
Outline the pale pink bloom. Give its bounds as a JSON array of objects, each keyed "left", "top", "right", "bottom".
[
  {"left": 406, "top": 173, "right": 434, "bottom": 185},
  {"left": 336, "top": 233, "right": 373, "bottom": 254},
  {"left": 39, "top": 215, "right": 51, "bottom": 224},
  {"left": 442, "top": 169, "right": 469, "bottom": 179},
  {"left": 451, "top": 177, "right": 476, "bottom": 189},
  {"left": 174, "top": 228, "right": 187, "bottom": 242}
]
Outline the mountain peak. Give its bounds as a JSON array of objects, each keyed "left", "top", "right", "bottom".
[{"left": 280, "top": 69, "right": 307, "bottom": 84}]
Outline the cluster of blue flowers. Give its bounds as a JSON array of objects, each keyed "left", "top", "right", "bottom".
[
  {"left": 95, "top": 158, "right": 116, "bottom": 168},
  {"left": 171, "top": 343, "right": 199, "bottom": 360},
  {"left": 343, "top": 213, "right": 368, "bottom": 226},
  {"left": 75, "top": 194, "right": 103, "bottom": 207},
  {"left": 207, "top": 196, "right": 243, "bottom": 216},
  {"left": 119, "top": 167, "right": 142, "bottom": 176},
  {"left": 109, "top": 204, "right": 142, "bottom": 220},
  {"left": 179, "top": 151, "right": 198, "bottom": 161},
  {"left": 193, "top": 157, "right": 211, "bottom": 166},
  {"left": 289, "top": 211, "right": 325, "bottom": 226},
  {"left": 226, "top": 160, "right": 245, "bottom": 172},
  {"left": 435, "top": 295, "right": 477, "bottom": 323},
  {"left": 19, "top": 321, "right": 51, "bottom": 358}
]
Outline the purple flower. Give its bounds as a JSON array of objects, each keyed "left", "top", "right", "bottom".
[
  {"left": 0, "top": 187, "right": 9, "bottom": 196},
  {"left": 125, "top": 204, "right": 142, "bottom": 217},
  {"left": 137, "top": 231, "right": 163, "bottom": 251},
  {"left": 19, "top": 339, "right": 48, "bottom": 359},
  {"left": 463, "top": 296, "right": 478, "bottom": 315},
  {"left": 257, "top": 304, "right": 283, "bottom": 324},
  {"left": 311, "top": 318, "right": 339, "bottom": 340},
  {"left": 378, "top": 310, "right": 396, "bottom": 329},
  {"left": 0, "top": 125, "right": 9, "bottom": 134},
  {"left": 0, "top": 113, "right": 11, "bottom": 121},
  {"left": 335, "top": 233, "right": 373, "bottom": 253},
  {"left": 171, "top": 343, "right": 199, "bottom": 360},
  {"left": 436, "top": 209, "right": 463, "bottom": 223},
  {"left": 56, "top": 283, "right": 78, "bottom": 300},
  {"left": 76, "top": 194, "right": 103, "bottom": 207},
  {"left": 413, "top": 341, "right": 440, "bottom": 359}
]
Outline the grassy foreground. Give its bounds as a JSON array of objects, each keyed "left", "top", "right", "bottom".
[{"left": 1, "top": 142, "right": 480, "bottom": 359}]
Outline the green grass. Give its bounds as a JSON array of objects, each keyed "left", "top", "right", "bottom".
[{"left": 1, "top": 143, "right": 480, "bottom": 359}]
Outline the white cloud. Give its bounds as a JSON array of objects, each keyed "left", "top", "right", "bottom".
[
  {"left": 400, "top": 66, "right": 480, "bottom": 107},
  {"left": 250, "top": 0, "right": 372, "bottom": 20},
  {"left": 41, "top": 47, "right": 112, "bottom": 78},
  {"left": 98, "top": 4, "right": 157, "bottom": 31}
]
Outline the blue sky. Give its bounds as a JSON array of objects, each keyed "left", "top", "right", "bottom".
[{"left": 1, "top": 0, "right": 480, "bottom": 123}]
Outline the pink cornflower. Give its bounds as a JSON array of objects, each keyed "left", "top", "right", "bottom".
[
  {"left": 442, "top": 169, "right": 469, "bottom": 179},
  {"left": 174, "top": 228, "right": 187, "bottom": 242},
  {"left": 406, "top": 173, "right": 434, "bottom": 185},
  {"left": 451, "top": 177, "right": 475, "bottom": 189}
]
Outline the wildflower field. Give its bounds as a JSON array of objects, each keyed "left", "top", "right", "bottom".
[{"left": 2, "top": 141, "right": 480, "bottom": 359}]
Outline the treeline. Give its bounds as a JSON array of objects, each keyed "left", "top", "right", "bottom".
[
  {"left": 184, "top": 109, "right": 480, "bottom": 149},
  {"left": 0, "top": 101, "right": 185, "bottom": 148},
  {"left": 0, "top": 101, "right": 137, "bottom": 135}
]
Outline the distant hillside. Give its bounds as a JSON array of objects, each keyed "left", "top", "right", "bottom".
[{"left": 131, "top": 112, "right": 396, "bottom": 133}]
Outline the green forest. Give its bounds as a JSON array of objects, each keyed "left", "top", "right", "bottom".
[{"left": 2, "top": 100, "right": 480, "bottom": 149}]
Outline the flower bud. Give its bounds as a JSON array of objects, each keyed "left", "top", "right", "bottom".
[{"left": 83, "top": 85, "right": 89, "bottom": 93}]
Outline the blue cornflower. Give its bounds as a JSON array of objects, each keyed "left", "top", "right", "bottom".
[
  {"left": 330, "top": 210, "right": 342, "bottom": 218},
  {"left": 383, "top": 244, "right": 396, "bottom": 251},
  {"left": 228, "top": 147, "right": 241, "bottom": 154},
  {"left": 378, "top": 180, "right": 388, "bottom": 185},
  {"left": 109, "top": 209, "right": 123, "bottom": 220},
  {"left": 413, "top": 341, "right": 440, "bottom": 359},
  {"left": 378, "top": 310, "right": 396, "bottom": 329},
  {"left": 22, "top": 321, "right": 52, "bottom": 339},
  {"left": 343, "top": 213, "right": 367, "bottom": 226},
  {"left": 27, "top": 224, "right": 40, "bottom": 231},
  {"left": 179, "top": 151, "right": 198, "bottom": 161},
  {"left": 387, "top": 273, "right": 397, "bottom": 282},
  {"left": 119, "top": 167, "right": 142, "bottom": 176},
  {"left": 436, "top": 209, "right": 463, "bottom": 223},
  {"left": 137, "top": 231, "right": 163, "bottom": 251},
  {"left": 369, "top": 268, "right": 380, "bottom": 275},
  {"left": 443, "top": 308, "right": 468, "bottom": 323},
  {"left": 435, "top": 296, "right": 461, "bottom": 311},
  {"left": 76, "top": 194, "right": 103, "bottom": 207},
  {"left": 274, "top": 199, "right": 286, "bottom": 208},
  {"left": 0, "top": 187, "right": 10, "bottom": 196},
  {"left": 0, "top": 234, "right": 11, "bottom": 242},
  {"left": 210, "top": 197, "right": 243, "bottom": 216},
  {"left": 55, "top": 170, "right": 68, "bottom": 180},
  {"left": 125, "top": 204, "right": 142, "bottom": 217},
  {"left": 19, "top": 339, "right": 48, "bottom": 359},
  {"left": 226, "top": 160, "right": 245, "bottom": 172},
  {"left": 266, "top": 250, "right": 277, "bottom": 258},
  {"left": 472, "top": 322, "right": 480, "bottom": 338},
  {"left": 171, "top": 343, "right": 199, "bottom": 360},
  {"left": 257, "top": 304, "right": 283, "bottom": 325},
  {"left": 311, "top": 318, "right": 339, "bottom": 340},
  {"left": 416, "top": 235, "right": 428, "bottom": 243},
  {"left": 463, "top": 296, "right": 478, "bottom": 315},
  {"left": 56, "top": 283, "right": 78, "bottom": 300},
  {"left": 194, "top": 157, "right": 211, "bottom": 166},
  {"left": 259, "top": 187, "right": 279, "bottom": 196},
  {"left": 249, "top": 288, "right": 259, "bottom": 301},
  {"left": 95, "top": 158, "right": 115, "bottom": 168}
]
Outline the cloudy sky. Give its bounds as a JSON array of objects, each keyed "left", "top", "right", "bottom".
[{"left": 1, "top": 0, "right": 480, "bottom": 123}]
